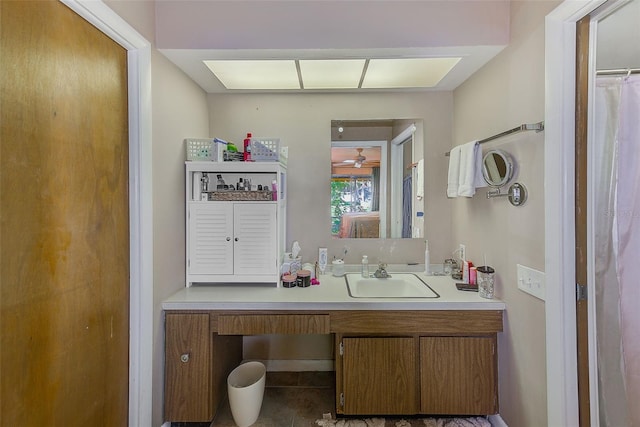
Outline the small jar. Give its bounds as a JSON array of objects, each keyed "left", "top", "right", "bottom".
[
  {"left": 282, "top": 274, "right": 297, "bottom": 288},
  {"left": 296, "top": 269, "right": 311, "bottom": 287}
]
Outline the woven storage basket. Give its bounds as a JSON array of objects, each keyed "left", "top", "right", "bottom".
[{"left": 208, "top": 191, "right": 273, "bottom": 201}]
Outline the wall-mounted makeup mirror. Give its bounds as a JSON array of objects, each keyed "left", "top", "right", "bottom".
[{"left": 482, "top": 149, "right": 513, "bottom": 188}]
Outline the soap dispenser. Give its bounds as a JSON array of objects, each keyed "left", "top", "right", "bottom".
[{"left": 361, "top": 255, "right": 369, "bottom": 278}]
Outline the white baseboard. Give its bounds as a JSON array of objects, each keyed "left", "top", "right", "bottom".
[
  {"left": 488, "top": 414, "right": 508, "bottom": 427},
  {"left": 247, "top": 359, "right": 334, "bottom": 372}
]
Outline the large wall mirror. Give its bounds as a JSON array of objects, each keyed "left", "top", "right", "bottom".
[{"left": 330, "top": 119, "right": 424, "bottom": 239}]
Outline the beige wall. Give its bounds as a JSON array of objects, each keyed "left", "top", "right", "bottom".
[
  {"left": 105, "top": 2, "right": 211, "bottom": 424},
  {"left": 149, "top": 50, "right": 210, "bottom": 426},
  {"left": 451, "top": 1, "right": 560, "bottom": 426}
]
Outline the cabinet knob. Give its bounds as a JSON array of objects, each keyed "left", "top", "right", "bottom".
[
  {"left": 235, "top": 237, "right": 239, "bottom": 242},
  {"left": 180, "top": 353, "right": 190, "bottom": 363},
  {"left": 226, "top": 237, "right": 231, "bottom": 241}
]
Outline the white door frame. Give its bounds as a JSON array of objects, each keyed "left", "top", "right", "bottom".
[
  {"left": 544, "top": 1, "right": 611, "bottom": 425},
  {"left": 331, "top": 140, "right": 388, "bottom": 238},
  {"left": 390, "top": 124, "right": 416, "bottom": 238},
  {"left": 59, "top": 1, "right": 153, "bottom": 426}
]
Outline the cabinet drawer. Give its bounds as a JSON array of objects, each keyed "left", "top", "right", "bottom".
[{"left": 218, "top": 314, "right": 330, "bottom": 335}]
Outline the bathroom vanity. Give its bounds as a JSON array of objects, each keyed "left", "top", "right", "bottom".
[{"left": 162, "top": 273, "right": 504, "bottom": 423}]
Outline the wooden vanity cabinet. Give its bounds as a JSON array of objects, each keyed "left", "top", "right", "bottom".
[
  {"left": 164, "top": 313, "right": 242, "bottom": 423},
  {"left": 340, "top": 337, "right": 418, "bottom": 415},
  {"left": 333, "top": 311, "right": 502, "bottom": 417},
  {"left": 420, "top": 336, "right": 498, "bottom": 415},
  {"left": 163, "top": 309, "right": 502, "bottom": 421}
]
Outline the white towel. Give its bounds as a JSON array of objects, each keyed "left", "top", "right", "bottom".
[
  {"left": 447, "top": 145, "right": 462, "bottom": 198},
  {"left": 457, "top": 140, "right": 484, "bottom": 197},
  {"left": 415, "top": 158, "right": 424, "bottom": 200}
]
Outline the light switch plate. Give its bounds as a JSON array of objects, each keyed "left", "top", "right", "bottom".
[{"left": 517, "top": 264, "right": 546, "bottom": 300}]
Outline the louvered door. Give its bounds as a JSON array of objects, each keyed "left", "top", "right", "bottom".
[
  {"left": 188, "top": 203, "right": 234, "bottom": 275},
  {"left": 187, "top": 202, "right": 278, "bottom": 283},
  {"left": 233, "top": 203, "right": 277, "bottom": 276}
]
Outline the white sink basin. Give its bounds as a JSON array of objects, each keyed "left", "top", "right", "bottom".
[{"left": 345, "top": 273, "right": 439, "bottom": 298}]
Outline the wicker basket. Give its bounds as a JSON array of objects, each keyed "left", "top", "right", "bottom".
[{"left": 208, "top": 191, "right": 273, "bottom": 201}]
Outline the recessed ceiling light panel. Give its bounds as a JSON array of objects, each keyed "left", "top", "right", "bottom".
[
  {"left": 299, "top": 59, "right": 365, "bottom": 89},
  {"left": 204, "top": 60, "right": 300, "bottom": 90},
  {"left": 362, "top": 57, "right": 461, "bottom": 88}
]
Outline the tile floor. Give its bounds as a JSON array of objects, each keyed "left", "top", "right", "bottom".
[
  {"left": 171, "top": 371, "right": 490, "bottom": 427},
  {"left": 211, "top": 371, "right": 336, "bottom": 427}
]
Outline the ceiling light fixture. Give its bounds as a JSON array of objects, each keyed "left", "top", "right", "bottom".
[{"left": 203, "top": 57, "right": 462, "bottom": 90}]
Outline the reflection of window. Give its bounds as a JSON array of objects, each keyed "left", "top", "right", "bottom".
[{"left": 331, "top": 175, "right": 376, "bottom": 235}]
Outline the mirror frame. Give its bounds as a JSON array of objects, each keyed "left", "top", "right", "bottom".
[{"left": 482, "top": 149, "right": 514, "bottom": 188}]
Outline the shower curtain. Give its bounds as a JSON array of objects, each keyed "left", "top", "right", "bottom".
[{"left": 593, "top": 74, "right": 640, "bottom": 426}]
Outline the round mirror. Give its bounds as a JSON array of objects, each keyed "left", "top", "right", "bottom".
[{"left": 482, "top": 149, "right": 513, "bottom": 188}]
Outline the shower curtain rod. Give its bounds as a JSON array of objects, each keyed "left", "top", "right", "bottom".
[
  {"left": 444, "top": 121, "right": 545, "bottom": 157},
  {"left": 596, "top": 68, "right": 640, "bottom": 76}
]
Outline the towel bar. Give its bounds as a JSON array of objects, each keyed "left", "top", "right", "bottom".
[{"left": 445, "top": 121, "right": 544, "bottom": 156}]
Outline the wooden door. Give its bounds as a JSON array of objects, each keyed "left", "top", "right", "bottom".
[
  {"left": 0, "top": 1, "right": 129, "bottom": 425},
  {"left": 420, "top": 336, "right": 497, "bottom": 415},
  {"left": 575, "top": 15, "right": 591, "bottom": 427},
  {"left": 341, "top": 337, "right": 417, "bottom": 415}
]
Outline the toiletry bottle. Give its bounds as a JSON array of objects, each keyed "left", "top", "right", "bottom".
[
  {"left": 424, "top": 240, "right": 431, "bottom": 275},
  {"left": 216, "top": 174, "right": 225, "bottom": 189},
  {"left": 243, "top": 132, "right": 252, "bottom": 161},
  {"left": 463, "top": 260, "right": 472, "bottom": 283},
  {"left": 271, "top": 180, "right": 278, "bottom": 201},
  {"left": 361, "top": 255, "right": 369, "bottom": 278}
]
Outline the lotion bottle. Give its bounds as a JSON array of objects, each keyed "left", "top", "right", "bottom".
[
  {"left": 424, "top": 240, "right": 431, "bottom": 275},
  {"left": 361, "top": 255, "right": 369, "bottom": 278}
]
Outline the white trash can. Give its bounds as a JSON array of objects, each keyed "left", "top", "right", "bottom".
[{"left": 227, "top": 361, "right": 266, "bottom": 427}]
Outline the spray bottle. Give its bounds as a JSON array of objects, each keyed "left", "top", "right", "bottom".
[{"left": 243, "top": 132, "right": 252, "bottom": 161}]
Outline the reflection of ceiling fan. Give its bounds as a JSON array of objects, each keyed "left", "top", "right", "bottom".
[{"left": 333, "top": 148, "right": 372, "bottom": 168}]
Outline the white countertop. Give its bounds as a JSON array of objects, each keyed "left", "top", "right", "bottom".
[{"left": 162, "top": 269, "right": 505, "bottom": 311}]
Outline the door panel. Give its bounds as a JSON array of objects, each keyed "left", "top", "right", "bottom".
[
  {"left": 1, "top": 1, "right": 129, "bottom": 424},
  {"left": 420, "top": 336, "right": 497, "bottom": 415},
  {"left": 188, "top": 203, "right": 234, "bottom": 275},
  {"left": 342, "top": 337, "right": 417, "bottom": 415},
  {"left": 575, "top": 16, "right": 591, "bottom": 427},
  {"left": 234, "top": 203, "right": 277, "bottom": 275},
  {"left": 164, "top": 314, "right": 212, "bottom": 421}
]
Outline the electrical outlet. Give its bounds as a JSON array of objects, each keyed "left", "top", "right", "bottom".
[{"left": 517, "top": 264, "right": 546, "bottom": 300}]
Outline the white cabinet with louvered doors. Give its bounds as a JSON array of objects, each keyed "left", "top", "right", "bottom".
[{"left": 185, "top": 161, "right": 286, "bottom": 286}]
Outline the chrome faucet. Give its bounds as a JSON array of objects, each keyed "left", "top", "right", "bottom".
[{"left": 373, "top": 262, "right": 390, "bottom": 278}]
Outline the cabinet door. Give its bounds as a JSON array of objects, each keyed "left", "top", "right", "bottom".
[
  {"left": 233, "top": 203, "right": 277, "bottom": 276},
  {"left": 342, "top": 337, "right": 417, "bottom": 415},
  {"left": 420, "top": 336, "right": 497, "bottom": 415},
  {"left": 188, "top": 203, "right": 233, "bottom": 275},
  {"left": 164, "top": 313, "right": 212, "bottom": 422}
]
